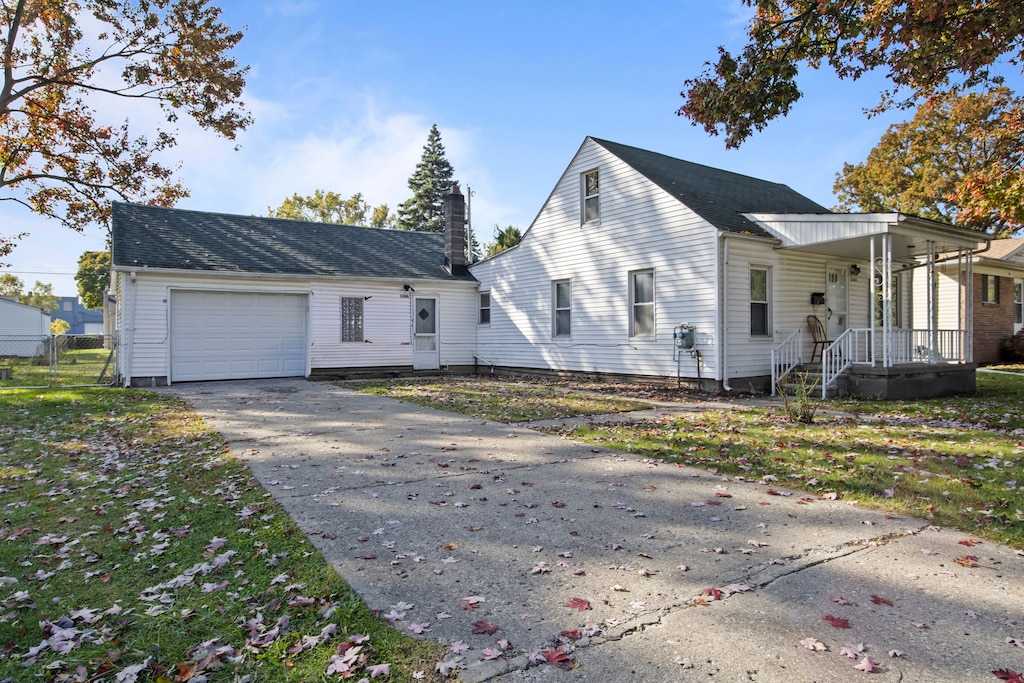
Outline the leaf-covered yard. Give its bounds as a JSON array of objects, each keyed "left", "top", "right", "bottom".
[
  {"left": 0, "top": 389, "right": 444, "bottom": 682},
  {"left": 360, "top": 372, "right": 1024, "bottom": 549}
]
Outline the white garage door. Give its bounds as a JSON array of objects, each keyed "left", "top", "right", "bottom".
[{"left": 170, "top": 291, "right": 307, "bottom": 382}]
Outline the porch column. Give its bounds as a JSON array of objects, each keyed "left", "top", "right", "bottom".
[
  {"left": 964, "top": 248, "right": 974, "bottom": 363},
  {"left": 871, "top": 234, "right": 894, "bottom": 367},
  {"left": 882, "top": 234, "right": 893, "bottom": 368},
  {"left": 926, "top": 240, "right": 937, "bottom": 364}
]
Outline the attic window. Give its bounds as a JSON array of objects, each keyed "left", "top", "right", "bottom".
[{"left": 582, "top": 170, "right": 599, "bottom": 223}]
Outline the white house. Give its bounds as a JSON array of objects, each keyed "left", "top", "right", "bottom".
[
  {"left": 470, "top": 137, "right": 988, "bottom": 399},
  {"left": 110, "top": 138, "right": 989, "bottom": 398},
  {"left": 110, "top": 192, "right": 478, "bottom": 387},
  {"left": 0, "top": 297, "right": 52, "bottom": 357}
]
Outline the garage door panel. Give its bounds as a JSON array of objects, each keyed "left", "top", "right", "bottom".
[{"left": 171, "top": 291, "right": 307, "bottom": 382}]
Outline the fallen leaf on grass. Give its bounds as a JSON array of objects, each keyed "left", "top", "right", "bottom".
[
  {"left": 824, "top": 615, "right": 851, "bottom": 629},
  {"left": 564, "top": 597, "right": 591, "bottom": 611}
]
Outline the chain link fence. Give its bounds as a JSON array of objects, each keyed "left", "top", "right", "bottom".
[{"left": 0, "top": 334, "right": 117, "bottom": 389}]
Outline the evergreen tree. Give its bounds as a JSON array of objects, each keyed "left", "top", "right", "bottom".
[{"left": 396, "top": 124, "right": 456, "bottom": 232}]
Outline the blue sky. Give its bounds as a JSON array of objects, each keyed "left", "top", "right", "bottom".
[{"left": 4, "top": 1, "right": 1020, "bottom": 296}]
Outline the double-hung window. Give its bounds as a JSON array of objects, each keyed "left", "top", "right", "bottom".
[
  {"left": 479, "top": 291, "right": 491, "bottom": 325},
  {"left": 553, "top": 280, "right": 571, "bottom": 337},
  {"left": 749, "top": 267, "right": 771, "bottom": 337},
  {"left": 1014, "top": 280, "right": 1023, "bottom": 326},
  {"left": 630, "top": 269, "right": 654, "bottom": 337},
  {"left": 340, "top": 297, "right": 364, "bottom": 342},
  {"left": 582, "top": 170, "right": 599, "bottom": 223},
  {"left": 982, "top": 274, "right": 1000, "bottom": 303}
]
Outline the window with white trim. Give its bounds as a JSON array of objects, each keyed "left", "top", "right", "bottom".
[
  {"left": 1014, "top": 279, "right": 1023, "bottom": 325},
  {"left": 582, "top": 170, "right": 599, "bottom": 223},
  {"left": 749, "top": 267, "right": 771, "bottom": 337},
  {"left": 553, "top": 280, "right": 571, "bottom": 337},
  {"left": 629, "top": 269, "right": 654, "bottom": 337},
  {"left": 479, "top": 291, "right": 491, "bottom": 325},
  {"left": 340, "top": 297, "right": 364, "bottom": 342}
]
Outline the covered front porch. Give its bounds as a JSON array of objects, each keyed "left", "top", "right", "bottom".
[{"left": 749, "top": 212, "right": 990, "bottom": 399}]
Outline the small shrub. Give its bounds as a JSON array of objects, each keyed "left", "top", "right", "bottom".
[
  {"left": 777, "top": 371, "right": 819, "bottom": 424},
  {"left": 1003, "top": 331, "right": 1024, "bottom": 361}
]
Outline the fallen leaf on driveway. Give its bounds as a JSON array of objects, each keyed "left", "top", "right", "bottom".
[
  {"left": 870, "top": 595, "right": 894, "bottom": 606},
  {"left": 543, "top": 648, "right": 576, "bottom": 670},
  {"left": 824, "top": 615, "right": 851, "bottom": 629},
  {"left": 564, "top": 597, "right": 591, "bottom": 612},
  {"left": 471, "top": 620, "right": 498, "bottom": 635},
  {"left": 854, "top": 656, "right": 879, "bottom": 672},
  {"left": 799, "top": 637, "right": 828, "bottom": 651},
  {"left": 993, "top": 669, "right": 1024, "bottom": 682}
]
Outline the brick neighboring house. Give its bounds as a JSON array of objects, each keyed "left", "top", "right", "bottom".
[{"left": 965, "top": 239, "right": 1024, "bottom": 364}]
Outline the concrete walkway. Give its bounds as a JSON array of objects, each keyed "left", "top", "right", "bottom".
[{"left": 158, "top": 378, "right": 1024, "bottom": 682}]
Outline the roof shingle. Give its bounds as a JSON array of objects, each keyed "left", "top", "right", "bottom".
[
  {"left": 591, "top": 138, "right": 831, "bottom": 237},
  {"left": 111, "top": 203, "right": 475, "bottom": 281}
]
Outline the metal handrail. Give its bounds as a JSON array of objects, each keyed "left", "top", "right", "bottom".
[
  {"left": 821, "top": 328, "right": 856, "bottom": 399},
  {"left": 770, "top": 329, "right": 802, "bottom": 396}
]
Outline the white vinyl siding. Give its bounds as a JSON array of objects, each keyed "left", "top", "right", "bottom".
[
  {"left": 114, "top": 272, "right": 477, "bottom": 384},
  {"left": 472, "top": 139, "right": 721, "bottom": 381}
]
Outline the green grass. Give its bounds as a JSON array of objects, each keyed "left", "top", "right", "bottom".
[
  {"left": 0, "top": 389, "right": 444, "bottom": 682},
  {"left": 0, "top": 342, "right": 116, "bottom": 388},
  {"left": 360, "top": 373, "right": 1024, "bottom": 550},
  {"left": 355, "top": 377, "right": 651, "bottom": 422}
]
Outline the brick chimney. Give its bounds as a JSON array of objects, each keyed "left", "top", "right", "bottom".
[{"left": 444, "top": 183, "right": 467, "bottom": 276}]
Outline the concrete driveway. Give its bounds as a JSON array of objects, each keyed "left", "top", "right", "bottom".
[{"left": 159, "top": 378, "right": 1024, "bottom": 682}]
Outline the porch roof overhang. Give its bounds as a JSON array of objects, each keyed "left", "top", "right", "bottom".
[{"left": 742, "top": 212, "right": 990, "bottom": 261}]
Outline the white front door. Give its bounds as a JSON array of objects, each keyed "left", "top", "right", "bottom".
[
  {"left": 413, "top": 296, "right": 439, "bottom": 370},
  {"left": 826, "top": 266, "right": 849, "bottom": 340}
]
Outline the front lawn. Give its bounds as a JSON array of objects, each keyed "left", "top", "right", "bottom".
[
  {"left": 0, "top": 389, "right": 444, "bottom": 682},
  {"left": 355, "top": 376, "right": 651, "bottom": 422}
]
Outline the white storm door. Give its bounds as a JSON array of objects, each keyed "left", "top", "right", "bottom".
[
  {"left": 413, "top": 296, "right": 439, "bottom": 370},
  {"left": 826, "top": 266, "right": 849, "bottom": 340}
]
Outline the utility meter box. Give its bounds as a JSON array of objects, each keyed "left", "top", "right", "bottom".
[{"left": 674, "top": 323, "right": 695, "bottom": 349}]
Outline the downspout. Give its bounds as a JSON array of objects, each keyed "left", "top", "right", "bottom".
[{"left": 720, "top": 234, "right": 732, "bottom": 392}]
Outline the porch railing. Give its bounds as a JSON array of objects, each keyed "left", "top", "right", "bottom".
[
  {"left": 821, "top": 329, "right": 855, "bottom": 399},
  {"left": 882, "top": 329, "right": 963, "bottom": 364},
  {"left": 770, "top": 328, "right": 802, "bottom": 396}
]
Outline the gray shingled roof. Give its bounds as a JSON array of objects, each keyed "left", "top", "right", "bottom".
[
  {"left": 111, "top": 203, "right": 476, "bottom": 281},
  {"left": 591, "top": 138, "right": 831, "bottom": 237}
]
